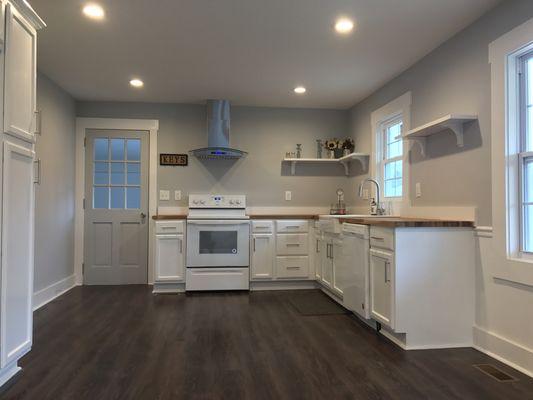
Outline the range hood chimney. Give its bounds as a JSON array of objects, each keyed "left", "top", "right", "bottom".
[{"left": 189, "top": 100, "right": 247, "bottom": 159}]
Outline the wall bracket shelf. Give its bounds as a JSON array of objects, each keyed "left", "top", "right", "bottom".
[
  {"left": 402, "top": 114, "right": 477, "bottom": 157},
  {"left": 283, "top": 153, "right": 369, "bottom": 176}
]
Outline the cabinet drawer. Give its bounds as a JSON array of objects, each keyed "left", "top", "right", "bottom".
[
  {"left": 156, "top": 220, "right": 185, "bottom": 234},
  {"left": 276, "top": 220, "right": 309, "bottom": 233},
  {"left": 370, "top": 226, "right": 394, "bottom": 251},
  {"left": 276, "top": 233, "right": 309, "bottom": 255},
  {"left": 276, "top": 256, "right": 309, "bottom": 278},
  {"left": 252, "top": 220, "right": 274, "bottom": 233}
]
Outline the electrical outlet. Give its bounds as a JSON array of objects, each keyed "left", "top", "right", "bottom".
[
  {"left": 174, "top": 190, "right": 182, "bottom": 201},
  {"left": 416, "top": 182, "right": 422, "bottom": 198},
  {"left": 159, "top": 190, "right": 170, "bottom": 201},
  {"left": 285, "top": 191, "right": 292, "bottom": 201}
]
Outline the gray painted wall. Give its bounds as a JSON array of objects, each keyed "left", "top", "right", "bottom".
[
  {"left": 34, "top": 73, "right": 76, "bottom": 292},
  {"left": 76, "top": 102, "right": 355, "bottom": 208},
  {"left": 349, "top": 0, "right": 533, "bottom": 225}
]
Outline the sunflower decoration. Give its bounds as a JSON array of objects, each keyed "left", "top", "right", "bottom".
[{"left": 324, "top": 139, "right": 341, "bottom": 150}]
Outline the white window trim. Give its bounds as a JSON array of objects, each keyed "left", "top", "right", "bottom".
[
  {"left": 74, "top": 118, "right": 159, "bottom": 286},
  {"left": 371, "top": 92, "right": 412, "bottom": 213},
  {"left": 489, "top": 16, "right": 533, "bottom": 286}
]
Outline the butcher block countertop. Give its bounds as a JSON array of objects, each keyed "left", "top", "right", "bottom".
[
  {"left": 338, "top": 217, "right": 474, "bottom": 228},
  {"left": 152, "top": 214, "right": 187, "bottom": 220},
  {"left": 152, "top": 213, "right": 473, "bottom": 227}
]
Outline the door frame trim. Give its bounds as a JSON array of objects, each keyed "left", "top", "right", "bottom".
[{"left": 74, "top": 118, "right": 158, "bottom": 285}]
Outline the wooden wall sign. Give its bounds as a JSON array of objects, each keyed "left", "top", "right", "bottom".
[{"left": 160, "top": 154, "right": 188, "bottom": 166}]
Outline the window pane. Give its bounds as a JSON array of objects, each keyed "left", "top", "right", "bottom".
[
  {"left": 524, "top": 158, "right": 533, "bottom": 203},
  {"left": 384, "top": 180, "right": 395, "bottom": 198},
  {"left": 126, "top": 187, "right": 141, "bottom": 209},
  {"left": 393, "top": 178, "right": 403, "bottom": 197},
  {"left": 395, "top": 160, "right": 403, "bottom": 178},
  {"left": 94, "top": 138, "right": 108, "bottom": 160},
  {"left": 94, "top": 162, "right": 109, "bottom": 185},
  {"left": 111, "top": 187, "right": 125, "bottom": 209},
  {"left": 385, "top": 162, "right": 394, "bottom": 179},
  {"left": 387, "top": 140, "right": 402, "bottom": 158},
  {"left": 127, "top": 163, "right": 140, "bottom": 185},
  {"left": 111, "top": 139, "right": 125, "bottom": 161},
  {"left": 524, "top": 205, "right": 533, "bottom": 252},
  {"left": 127, "top": 139, "right": 141, "bottom": 161},
  {"left": 387, "top": 123, "right": 402, "bottom": 143},
  {"left": 93, "top": 187, "right": 109, "bottom": 209},
  {"left": 111, "top": 163, "right": 125, "bottom": 185}
]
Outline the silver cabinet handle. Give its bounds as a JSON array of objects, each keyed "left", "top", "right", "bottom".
[
  {"left": 286, "top": 266, "right": 300, "bottom": 270},
  {"left": 34, "top": 110, "right": 42, "bottom": 135},
  {"left": 384, "top": 261, "right": 390, "bottom": 283},
  {"left": 316, "top": 239, "right": 320, "bottom": 253},
  {"left": 330, "top": 244, "right": 334, "bottom": 259},
  {"left": 286, "top": 243, "right": 301, "bottom": 247},
  {"left": 33, "top": 159, "right": 41, "bottom": 184},
  {"left": 371, "top": 236, "right": 385, "bottom": 241},
  {"left": 179, "top": 237, "right": 183, "bottom": 253},
  {"left": 253, "top": 237, "right": 256, "bottom": 252}
]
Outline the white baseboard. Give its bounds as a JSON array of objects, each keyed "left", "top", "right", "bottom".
[
  {"left": 0, "top": 360, "right": 20, "bottom": 388},
  {"left": 33, "top": 274, "right": 77, "bottom": 311},
  {"left": 473, "top": 325, "right": 533, "bottom": 378},
  {"left": 152, "top": 282, "right": 185, "bottom": 293}
]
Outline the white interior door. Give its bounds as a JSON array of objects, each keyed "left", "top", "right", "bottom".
[
  {"left": 1, "top": 141, "right": 35, "bottom": 367},
  {"left": 84, "top": 129, "right": 149, "bottom": 285}
]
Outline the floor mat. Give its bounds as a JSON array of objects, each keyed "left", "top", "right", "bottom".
[{"left": 289, "top": 291, "right": 349, "bottom": 316}]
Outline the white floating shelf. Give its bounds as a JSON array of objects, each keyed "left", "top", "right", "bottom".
[
  {"left": 402, "top": 114, "right": 477, "bottom": 157},
  {"left": 283, "top": 153, "right": 369, "bottom": 176}
]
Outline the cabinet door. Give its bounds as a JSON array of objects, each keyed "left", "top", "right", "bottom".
[
  {"left": 155, "top": 234, "right": 184, "bottom": 282},
  {"left": 4, "top": 3, "right": 37, "bottom": 142},
  {"left": 331, "top": 238, "right": 344, "bottom": 297},
  {"left": 251, "top": 234, "right": 274, "bottom": 279},
  {"left": 1, "top": 141, "right": 35, "bottom": 367},
  {"left": 321, "top": 240, "right": 333, "bottom": 288},
  {"left": 314, "top": 236, "right": 322, "bottom": 280},
  {"left": 370, "top": 248, "right": 394, "bottom": 329}
]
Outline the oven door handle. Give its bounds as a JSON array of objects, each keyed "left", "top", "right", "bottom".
[{"left": 187, "top": 220, "right": 250, "bottom": 225}]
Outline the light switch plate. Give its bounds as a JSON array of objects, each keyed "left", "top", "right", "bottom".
[
  {"left": 159, "top": 190, "right": 170, "bottom": 201},
  {"left": 174, "top": 190, "right": 182, "bottom": 201},
  {"left": 416, "top": 182, "right": 422, "bottom": 198},
  {"left": 285, "top": 191, "right": 292, "bottom": 201}
]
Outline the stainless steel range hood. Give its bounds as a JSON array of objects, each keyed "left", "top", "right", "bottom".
[{"left": 189, "top": 100, "right": 247, "bottom": 159}]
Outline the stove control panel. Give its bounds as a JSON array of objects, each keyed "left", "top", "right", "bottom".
[{"left": 189, "top": 194, "right": 246, "bottom": 208}]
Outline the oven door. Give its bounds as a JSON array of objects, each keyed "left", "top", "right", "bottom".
[{"left": 187, "top": 220, "right": 250, "bottom": 267}]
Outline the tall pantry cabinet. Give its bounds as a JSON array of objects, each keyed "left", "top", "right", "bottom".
[{"left": 0, "top": 0, "right": 44, "bottom": 387}]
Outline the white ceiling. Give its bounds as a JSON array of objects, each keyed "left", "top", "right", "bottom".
[{"left": 31, "top": 0, "right": 501, "bottom": 109}]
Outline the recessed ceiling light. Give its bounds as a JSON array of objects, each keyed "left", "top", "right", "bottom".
[
  {"left": 294, "top": 86, "right": 306, "bottom": 94},
  {"left": 82, "top": 3, "right": 105, "bottom": 20},
  {"left": 129, "top": 79, "right": 144, "bottom": 88},
  {"left": 335, "top": 18, "right": 354, "bottom": 34}
]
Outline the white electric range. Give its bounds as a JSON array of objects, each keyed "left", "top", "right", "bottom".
[{"left": 186, "top": 194, "right": 250, "bottom": 291}]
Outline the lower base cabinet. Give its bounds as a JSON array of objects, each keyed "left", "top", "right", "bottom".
[
  {"left": 154, "top": 221, "right": 185, "bottom": 283},
  {"left": 251, "top": 233, "right": 274, "bottom": 279},
  {"left": 369, "top": 248, "right": 394, "bottom": 328}
]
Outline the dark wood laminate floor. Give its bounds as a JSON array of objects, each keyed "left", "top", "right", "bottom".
[{"left": 2, "top": 286, "right": 532, "bottom": 400}]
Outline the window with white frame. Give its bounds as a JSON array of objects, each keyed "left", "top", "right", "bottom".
[
  {"left": 378, "top": 117, "right": 403, "bottom": 198},
  {"left": 519, "top": 50, "right": 533, "bottom": 253}
]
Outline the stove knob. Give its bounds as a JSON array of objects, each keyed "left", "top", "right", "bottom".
[
  {"left": 229, "top": 200, "right": 235, "bottom": 205},
  {"left": 235, "top": 200, "right": 241, "bottom": 205},
  {"left": 193, "top": 200, "right": 199, "bottom": 205},
  {"left": 200, "top": 200, "right": 206, "bottom": 205}
]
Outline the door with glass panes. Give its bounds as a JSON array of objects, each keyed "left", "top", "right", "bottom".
[{"left": 84, "top": 129, "right": 149, "bottom": 284}]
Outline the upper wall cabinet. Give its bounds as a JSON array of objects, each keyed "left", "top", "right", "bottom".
[{"left": 3, "top": 2, "right": 37, "bottom": 143}]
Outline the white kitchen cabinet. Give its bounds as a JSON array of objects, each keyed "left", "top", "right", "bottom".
[
  {"left": 276, "top": 256, "right": 309, "bottom": 278},
  {"left": 1, "top": 140, "right": 35, "bottom": 368},
  {"left": 3, "top": 2, "right": 37, "bottom": 143},
  {"left": 0, "top": 0, "right": 43, "bottom": 388},
  {"left": 320, "top": 238, "right": 333, "bottom": 288},
  {"left": 155, "top": 234, "right": 185, "bottom": 282},
  {"left": 331, "top": 237, "right": 344, "bottom": 297},
  {"left": 251, "top": 233, "right": 274, "bottom": 279},
  {"left": 369, "top": 248, "right": 394, "bottom": 329},
  {"left": 276, "top": 233, "right": 309, "bottom": 255}
]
